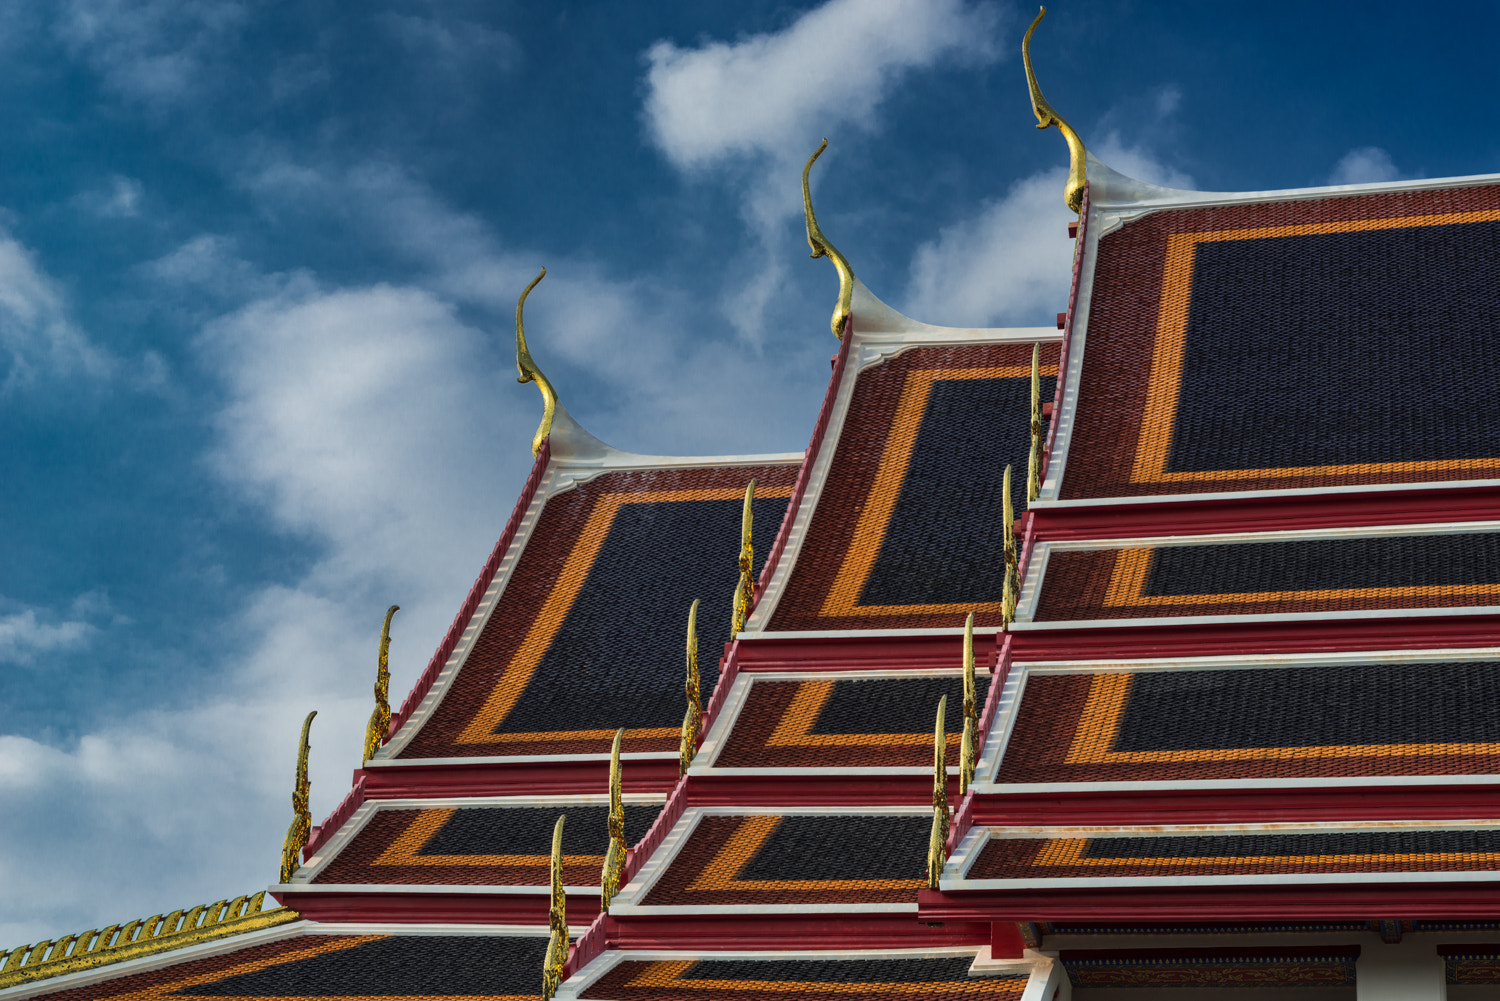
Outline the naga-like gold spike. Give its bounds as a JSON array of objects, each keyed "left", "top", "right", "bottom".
[
  {"left": 802, "top": 140, "right": 856, "bottom": 340},
  {"left": 926, "top": 695, "right": 950, "bottom": 889},
  {"left": 543, "top": 814, "right": 569, "bottom": 1000},
  {"left": 279, "top": 711, "right": 316, "bottom": 883},
  {"left": 959, "top": 612, "right": 978, "bottom": 795},
  {"left": 1002, "top": 465, "right": 1018, "bottom": 627},
  {"left": 731, "top": 479, "right": 757, "bottom": 635},
  {"left": 515, "top": 267, "right": 558, "bottom": 458},
  {"left": 680, "top": 599, "right": 702, "bottom": 777},
  {"left": 1027, "top": 344, "right": 1043, "bottom": 504},
  {"left": 601, "top": 729, "right": 626, "bottom": 910},
  {"left": 362, "top": 605, "right": 399, "bottom": 764},
  {"left": 1023, "top": 7, "right": 1087, "bottom": 214}
]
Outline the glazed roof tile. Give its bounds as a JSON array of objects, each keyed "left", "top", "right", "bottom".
[
  {"left": 567, "top": 951, "right": 1033, "bottom": 1000},
  {"left": 763, "top": 342, "right": 1056, "bottom": 633},
  {"left": 298, "top": 799, "right": 664, "bottom": 888},
  {"left": 699, "top": 671, "right": 988, "bottom": 771},
  {"left": 1057, "top": 947, "right": 1359, "bottom": 990},
  {"left": 1045, "top": 171, "right": 1500, "bottom": 505},
  {"left": 388, "top": 462, "right": 796, "bottom": 760},
  {"left": 8, "top": 927, "right": 553, "bottom": 1001},
  {"left": 612, "top": 809, "right": 932, "bottom": 911},
  {"left": 951, "top": 823, "right": 1500, "bottom": 886},
  {"left": 985, "top": 652, "right": 1500, "bottom": 788},
  {"left": 1020, "top": 522, "right": 1500, "bottom": 628}
]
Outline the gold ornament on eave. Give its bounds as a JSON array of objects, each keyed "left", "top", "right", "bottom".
[
  {"left": 1027, "top": 343, "right": 1044, "bottom": 505},
  {"left": 731, "top": 479, "right": 757, "bottom": 635},
  {"left": 362, "top": 605, "right": 399, "bottom": 764},
  {"left": 926, "top": 695, "right": 950, "bottom": 890},
  {"left": 680, "top": 599, "right": 703, "bottom": 777},
  {"left": 802, "top": 139, "right": 856, "bottom": 340},
  {"left": 515, "top": 267, "right": 558, "bottom": 458},
  {"left": 959, "top": 612, "right": 978, "bottom": 795},
  {"left": 1002, "top": 464, "right": 1018, "bottom": 627},
  {"left": 543, "top": 814, "right": 569, "bottom": 1000},
  {"left": 1024, "top": 6, "right": 1088, "bottom": 214},
  {"left": 601, "top": 729, "right": 626, "bottom": 911},
  {"left": 279, "top": 711, "right": 316, "bottom": 884}
]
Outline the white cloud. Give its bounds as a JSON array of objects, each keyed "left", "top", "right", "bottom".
[
  {"left": 54, "top": 0, "right": 247, "bottom": 106},
  {"left": 904, "top": 143, "right": 1192, "bottom": 328},
  {"left": 644, "top": 0, "right": 998, "bottom": 173},
  {"left": 376, "top": 12, "right": 520, "bottom": 75},
  {"left": 73, "top": 175, "right": 144, "bottom": 218},
  {"left": 0, "top": 226, "right": 113, "bottom": 391},
  {"left": 1329, "top": 146, "right": 1403, "bottom": 186},
  {"left": 0, "top": 606, "right": 94, "bottom": 665}
]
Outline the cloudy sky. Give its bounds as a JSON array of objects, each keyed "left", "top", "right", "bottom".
[{"left": 3, "top": 0, "right": 1499, "bottom": 943}]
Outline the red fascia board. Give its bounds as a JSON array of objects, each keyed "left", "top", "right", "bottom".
[
  {"left": 1039, "top": 183, "right": 1087, "bottom": 484},
  {"left": 735, "top": 632, "right": 996, "bottom": 674},
  {"left": 1437, "top": 943, "right": 1500, "bottom": 956},
  {"left": 605, "top": 912, "right": 988, "bottom": 950},
  {"left": 685, "top": 774, "right": 961, "bottom": 808},
  {"left": 1058, "top": 945, "right": 1361, "bottom": 961},
  {"left": 1030, "top": 483, "right": 1500, "bottom": 543},
  {"left": 970, "top": 783, "right": 1500, "bottom": 827},
  {"left": 270, "top": 888, "right": 597, "bottom": 925},
  {"left": 918, "top": 884, "right": 1500, "bottom": 923},
  {"left": 1008, "top": 613, "right": 1500, "bottom": 662},
  {"left": 358, "top": 757, "right": 681, "bottom": 800}
]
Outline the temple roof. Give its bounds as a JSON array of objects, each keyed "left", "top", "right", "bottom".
[{"left": 1042, "top": 159, "right": 1500, "bottom": 507}]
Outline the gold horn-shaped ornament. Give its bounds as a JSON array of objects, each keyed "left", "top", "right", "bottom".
[
  {"left": 926, "top": 695, "right": 950, "bottom": 889},
  {"left": 1024, "top": 6, "right": 1088, "bottom": 214},
  {"left": 731, "top": 479, "right": 757, "bottom": 636},
  {"left": 680, "top": 599, "right": 703, "bottom": 777},
  {"left": 601, "top": 730, "right": 626, "bottom": 911},
  {"left": 803, "top": 140, "right": 856, "bottom": 340},
  {"left": 279, "top": 711, "right": 316, "bottom": 883},
  {"left": 1027, "top": 343, "right": 1044, "bottom": 504},
  {"left": 960, "top": 612, "right": 978, "bottom": 795},
  {"left": 543, "top": 814, "right": 568, "bottom": 1000},
  {"left": 516, "top": 268, "right": 558, "bottom": 458},
  {"left": 1002, "top": 465, "right": 1018, "bottom": 627},
  {"left": 362, "top": 605, "right": 399, "bottom": 764}
]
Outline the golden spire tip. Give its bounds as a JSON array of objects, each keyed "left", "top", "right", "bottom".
[
  {"left": 802, "top": 140, "right": 855, "bottom": 340},
  {"left": 1023, "top": 6, "right": 1087, "bottom": 214},
  {"left": 515, "top": 267, "right": 558, "bottom": 458}
]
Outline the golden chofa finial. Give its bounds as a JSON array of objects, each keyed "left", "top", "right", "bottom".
[
  {"left": 279, "top": 711, "right": 316, "bottom": 883},
  {"left": 601, "top": 729, "right": 626, "bottom": 910},
  {"left": 680, "top": 599, "right": 702, "bottom": 777},
  {"left": 802, "top": 140, "right": 855, "bottom": 340},
  {"left": 515, "top": 267, "right": 558, "bottom": 458},
  {"left": 543, "top": 814, "right": 568, "bottom": 1000},
  {"left": 1024, "top": 7, "right": 1087, "bottom": 214},
  {"left": 1027, "top": 344, "right": 1044, "bottom": 505},
  {"left": 730, "top": 480, "right": 757, "bottom": 635},
  {"left": 362, "top": 605, "right": 399, "bottom": 764},
  {"left": 960, "top": 612, "right": 978, "bottom": 795},
  {"left": 926, "top": 695, "right": 950, "bottom": 890},
  {"left": 1002, "top": 464, "right": 1018, "bottom": 627}
]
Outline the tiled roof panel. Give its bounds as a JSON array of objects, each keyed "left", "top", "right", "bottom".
[
  {"left": 1033, "top": 529, "right": 1500, "bottom": 622},
  {"left": 1062, "top": 184, "right": 1500, "bottom": 500},
  {"left": 400, "top": 465, "right": 796, "bottom": 759},
  {"left": 579, "top": 956, "right": 1026, "bottom": 999},
  {"left": 769, "top": 344, "right": 1056, "bottom": 632},
  {"left": 311, "top": 803, "right": 664, "bottom": 886},
  {"left": 640, "top": 813, "right": 929, "bottom": 906},
  {"left": 714, "top": 674, "right": 989, "bottom": 769},
  {"left": 996, "top": 659, "right": 1500, "bottom": 784}
]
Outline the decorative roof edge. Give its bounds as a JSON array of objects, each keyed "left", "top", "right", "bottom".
[
  {"left": 746, "top": 280, "right": 1056, "bottom": 633},
  {"left": 0, "top": 894, "right": 297, "bottom": 992},
  {"left": 1085, "top": 151, "right": 1500, "bottom": 234}
]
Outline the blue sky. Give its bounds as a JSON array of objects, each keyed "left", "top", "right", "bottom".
[{"left": 3, "top": 0, "right": 1500, "bottom": 943}]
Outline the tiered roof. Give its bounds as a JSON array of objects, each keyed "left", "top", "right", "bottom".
[{"left": 14, "top": 10, "right": 1500, "bottom": 999}]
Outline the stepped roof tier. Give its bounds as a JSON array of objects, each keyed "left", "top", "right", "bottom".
[{"left": 15, "top": 11, "right": 1500, "bottom": 1000}]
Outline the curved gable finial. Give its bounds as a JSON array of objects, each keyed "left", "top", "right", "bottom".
[
  {"left": 802, "top": 139, "right": 855, "bottom": 340},
  {"left": 515, "top": 268, "right": 558, "bottom": 458},
  {"left": 1024, "top": 7, "right": 1087, "bottom": 214}
]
